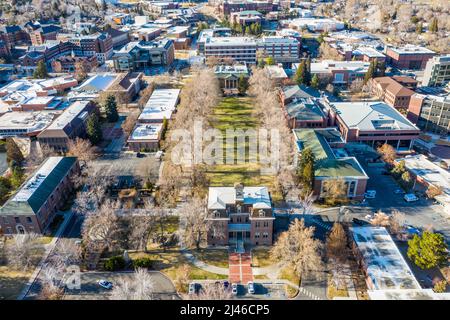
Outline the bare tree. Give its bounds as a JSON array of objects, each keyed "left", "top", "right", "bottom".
[
  {"left": 270, "top": 218, "right": 323, "bottom": 279},
  {"left": 67, "top": 138, "right": 97, "bottom": 164},
  {"left": 370, "top": 210, "right": 390, "bottom": 227},
  {"left": 322, "top": 179, "right": 348, "bottom": 205},
  {"left": 174, "top": 264, "right": 191, "bottom": 293},
  {"left": 82, "top": 200, "right": 122, "bottom": 252},
  {"left": 299, "top": 190, "right": 316, "bottom": 215},
  {"left": 426, "top": 185, "right": 443, "bottom": 199},
  {"left": 187, "top": 282, "right": 233, "bottom": 300},
  {"left": 319, "top": 42, "right": 345, "bottom": 61},
  {"left": 128, "top": 214, "right": 154, "bottom": 252},
  {"left": 38, "top": 264, "right": 65, "bottom": 300},
  {"left": 389, "top": 210, "right": 406, "bottom": 236},
  {"left": 177, "top": 197, "right": 221, "bottom": 250},
  {"left": 110, "top": 268, "right": 155, "bottom": 300},
  {"left": 5, "top": 233, "right": 42, "bottom": 270},
  {"left": 377, "top": 143, "right": 396, "bottom": 164},
  {"left": 121, "top": 111, "right": 140, "bottom": 138},
  {"left": 326, "top": 223, "right": 348, "bottom": 263}
]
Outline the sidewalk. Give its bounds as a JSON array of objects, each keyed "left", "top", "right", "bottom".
[{"left": 17, "top": 210, "right": 74, "bottom": 300}]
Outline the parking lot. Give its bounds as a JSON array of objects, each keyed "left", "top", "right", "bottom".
[{"left": 64, "top": 271, "right": 179, "bottom": 300}]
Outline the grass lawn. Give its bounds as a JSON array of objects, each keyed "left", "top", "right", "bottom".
[
  {"left": 251, "top": 247, "right": 273, "bottom": 268},
  {"left": 190, "top": 248, "right": 229, "bottom": 268},
  {"left": 0, "top": 267, "right": 31, "bottom": 300},
  {"left": 327, "top": 274, "right": 349, "bottom": 299},
  {"left": 129, "top": 246, "right": 227, "bottom": 281},
  {"left": 206, "top": 96, "right": 282, "bottom": 201},
  {"left": 279, "top": 266, "right": 300, "bottom": 298}
]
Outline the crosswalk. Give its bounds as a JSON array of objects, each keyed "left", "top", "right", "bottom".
[
  {"left": 312, "top": 219, "right": 333, "bottom": 231},
  {"left": 299, "top": 287, "right": 322, "bottom": 300}
]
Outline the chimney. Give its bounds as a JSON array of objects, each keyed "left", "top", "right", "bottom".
[{"left": 234, "top": 182, "right": 244, "bottom": 201}]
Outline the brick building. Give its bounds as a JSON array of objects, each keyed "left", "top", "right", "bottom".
[
  {"left": 370, "top": 77, "right": 415, "bottom": 109},
  {"left": 206, "top": 184, "right": 274, "bottom": 247},
  {"left": 385, "top": 45, "right": 435, "bottom": 70},
  {"left": 0, "top": 157, "right": 79, "bottom": 235}
]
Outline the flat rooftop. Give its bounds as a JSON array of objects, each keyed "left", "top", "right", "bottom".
[
  {"left": 330, "top": 101, "right": 419, "bottom": 131},
  {"left": 0, "top": 111, "right": 57, "bottom": 134},
  {"left": 310, "top": 60, "right": 370, "bottom": 73},
  {"left": 205, "top": 37, "right": 257, "bottom": 46},
  {"left": 351, "top": 226, "right": 421, "bottom": 291},
  {"left": 44, "top": 100, "right": 91, "bottom": 130},
  {"left": 388, "top": 45, "right": 435, "bottom": 55},
  {"left": 138, "top": 88, "right": 181, "bottom": 122},
  {"left": 208, "top": 186, "right": 271, "bottom": 210},
  {"left": 129, "top": 123, "right": 163, "bottom": 141}
]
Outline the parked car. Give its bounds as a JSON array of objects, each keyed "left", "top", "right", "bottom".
[
  {"left": 136, "top": 152, "right": 145, "bottom": 158},
  {"left": 223, "top": 280, "right": 230, "bottom": 290},
  {"left": 188, "top": 283, "right": 197, "bottom": 295},
  {"left": 231, "top": 283, "right": 238, "bottom": 295},
  {"left": 247, "top": 282, "right": 255, "bottom": 294},
  {"left": 394, "top": 189, "right": 405, "bottom": 194},
  {"left": 353, "top": 218, "right": 369, "bottom": 226},
  {"left": 98, "top": 280, "right": 113, "bottom": 290},
  {"left": 404, "top": 193, "right": 419, "bottom": 202},
  {"left": 364, "top": 190, "right": 376, "bottom": 199}
]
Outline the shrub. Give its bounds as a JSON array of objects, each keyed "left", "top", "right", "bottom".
[
  {"left": 104, "top": 256, "right": 126, "bottom": 271},
  {"left": 132, "top": 257, "right": 154, "bottom": 269},
  {"left": 433, "top": 280, "right": 447, "bottom": 293}
]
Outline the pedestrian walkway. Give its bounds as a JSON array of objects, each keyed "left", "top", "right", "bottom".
[
  {"left": 312, "top": 219, "right": 333, "bottom": 231},
  {"left": 229, "top": 252, "right": 254, "bottom": 284}
]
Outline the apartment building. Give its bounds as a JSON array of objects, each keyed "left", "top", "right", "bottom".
[
  {"left": 327, "top": 100, "right": 421, "bottom": 151},
  {"left": 112, "top": 39, "right": 174, "bottom": 72},
  {"left": 219, "top": 0, "right": 278, "bottom": 15},
  {"left": 37, "top": 101, "right": 96, "bottom": 151},
  {"left": 407, "top": 94, "right": 450, "bottom": 134},
  {"left": 58, "top": 33, "right": 113, "bottom": 64},
  {"left": 51, "top": 55, "right": 98, "bottom": 73},
  {"left": 206, "top": 184, "right": 274, "bottom": 246},
  {"left": 294, "top": 128, "right": 369, "bottom": 201},
  {"left": 30, "top": 25, "right": 61, "bottom": 46},
  {"left": 385, "top": 45, "right": 435, "bottom": 70},
  {"left": 257, "top": 36, "right": 300, "bottom": 64},
  {"left": 0, "top": 157, "right": 79, "bottom": 234},
  {"left": 422, "top": 55, "right": 450, "bottom": 87},
  {"left": 204, "top": 37, "right": 257, "bottom": 64},
  {"left": 370, "top": 77, "right": 415, "bottom": 109}
]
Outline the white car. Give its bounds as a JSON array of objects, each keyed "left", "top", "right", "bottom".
[
  {"left": 98, "top": 280, "right": 113, "bottom": 290},
  {"left": 231, "top": 283, "right": 238, "bottom": 295},
  {"left": 404, "top": 194, "right": 419, "bottom": 202},
  {"left": 247, "top": 282, "right": 255, "bottom": 294},
  {"left": 364, "top": 190, "right": 376, "bottom": 199}
]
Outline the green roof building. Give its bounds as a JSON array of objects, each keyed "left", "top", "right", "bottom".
[
  {"left": 0, "top": 156, "right": 79, "bottom": 235},
  {"left": 294, "top": 128, "right": 369, "bottom": 200}
]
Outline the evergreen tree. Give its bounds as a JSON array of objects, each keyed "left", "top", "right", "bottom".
[
  {"left": 298, "top": 148, "right": 315, "bottom": 194},
  {"left": 294, "top": 60, "right": 307, "bottom": 85},
  {"left": 364, "top": 60, "right": 376, "bottom": 84},
  {"left": 407, "top": 232, "right": 448, "bottom": 269},
  {"left": 429, "top": 17, "right": 438, "bottom": 33},
  {"left": 237, "top": 75, "right": 248, "bottom": 95},
  {"left": 10, "top": 165, "right": 24, "bottom": 188},
  {"left": 104, "top": 95, "right": 119, "bottom": 122},
  {"left": 305, "top": 57, "right": 312, "bottom": 86},
  {"left": 245, "top": 25, "right": 251, "bottom": 35},
  {"left": 33, "top": 60, "right": 49, "bottom": 79},
  {"left": 86, "top": 113, "right": 103, "bottom": 145},
  {"left": 311, "top": 74, "right": 320, "bottom": 89},
  {"left": 6, "top": 138, "right": 24, "bottom": 166}
]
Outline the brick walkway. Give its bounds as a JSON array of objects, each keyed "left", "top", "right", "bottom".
[{"left": 229, "top": 252, "right": 254, "bottom": 284}]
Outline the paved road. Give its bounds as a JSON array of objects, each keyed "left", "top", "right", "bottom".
[{"left": 64, "top": 271, "right": 179, "bottom": 300}]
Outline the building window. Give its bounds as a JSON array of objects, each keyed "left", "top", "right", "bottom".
[
  {"left": 26, "top": 217, "right": 32, "bottom": 224},
  {"left": 255, "top": 232, "right": 260, "bottom": 238},
  {"left": 14, "top": 217, "right": 20, "bottom": 223},
  {"left": 263, "top": 232, "right": 268, "bottom": 238}
]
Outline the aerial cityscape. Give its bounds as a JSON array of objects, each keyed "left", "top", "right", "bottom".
[{"left": 0, "top": 0, "right": 449, "bottom": 307}]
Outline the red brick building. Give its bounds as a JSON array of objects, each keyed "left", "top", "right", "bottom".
[
  {"left": 370, "top": 77, "right": 415, "bottom": 109},
  {"left": 206, "top": 185, "right": 274, "bottom": 247},
  {"left": 385, "top": 45, "right": 435, "bottom": 70}
]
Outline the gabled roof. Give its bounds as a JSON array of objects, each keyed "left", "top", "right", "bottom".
[{"left": 0, "top": 157, "right": 77, "bottom": 216}]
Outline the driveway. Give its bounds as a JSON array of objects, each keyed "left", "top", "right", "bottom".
[{"left": 64, "top": 271, "right": 179, "bottom": 300}]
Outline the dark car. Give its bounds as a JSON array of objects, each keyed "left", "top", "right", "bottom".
[
  {"left": 353, "top": 218, "right": 369, "bottom": 226},
  {"left": 223, "top": 281, "right": 230, "bottom": 289}
]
